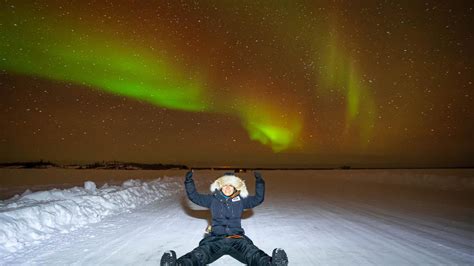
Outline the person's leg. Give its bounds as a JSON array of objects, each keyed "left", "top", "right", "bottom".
[
  {"left": 223, "top": 238, "right": 248, "bottom": 264},
  {"left": 229, "top": 235, "right": 272, "bottom": 266},
  {"left": 176, "top": 235, "right": 226, "bottom": 266}
]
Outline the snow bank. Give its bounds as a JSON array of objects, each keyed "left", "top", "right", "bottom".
[{"left": 0, "top": 177, "right": 181, "bottom": 253}]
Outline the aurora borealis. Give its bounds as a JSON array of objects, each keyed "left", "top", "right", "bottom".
[{"left": 1, "top": 1, "right": 472, "bottom": 167}]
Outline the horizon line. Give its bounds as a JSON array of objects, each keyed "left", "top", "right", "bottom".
[{"left": 0, "top": 160, "right": 473, "bottom": 170}]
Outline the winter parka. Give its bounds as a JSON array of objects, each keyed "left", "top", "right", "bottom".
[{"left": 184, "top": 174, "right": 265, "bottom": 236}]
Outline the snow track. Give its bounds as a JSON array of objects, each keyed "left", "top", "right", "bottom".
[{"left": 1, "top": 170, "right": 473, "bottom": 265}]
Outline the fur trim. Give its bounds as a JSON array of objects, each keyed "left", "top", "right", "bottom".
[{"left": 210, "top": 175, "right": 249, "bottom": 198}]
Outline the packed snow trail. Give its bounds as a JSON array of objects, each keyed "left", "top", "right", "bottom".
[{"left": 1, "top": 170, "right": 473, "bottom": 265}]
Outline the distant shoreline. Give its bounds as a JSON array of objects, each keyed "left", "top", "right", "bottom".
[
  {"left": 0, "top": 161, "right": 472, "bottom": 170},
  {"left": 0, "top": 161, "right": 187, "bottom": 170}
]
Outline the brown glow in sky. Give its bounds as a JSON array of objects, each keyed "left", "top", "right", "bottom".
[{"left": 0, "top": 1, "right": 473, "bottom": 168}]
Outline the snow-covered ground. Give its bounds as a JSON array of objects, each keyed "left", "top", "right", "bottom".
[
  {"left": 0, "top": 169, "right": 473, "bottom": 265},
  {"left": 0, "top": 177, "right": 181, "bottom": 254}
]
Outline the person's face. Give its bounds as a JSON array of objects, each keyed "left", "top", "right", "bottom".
[{"left": 222, "top": 185, "right": 235, "bottom": 196}]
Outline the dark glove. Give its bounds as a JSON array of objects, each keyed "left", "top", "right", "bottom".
[
  {"left": 254, "top": 171, "right": 263, "bottom": 181},
  {"left": 185, "top": 170, "right": 193, "bottom": 182}
]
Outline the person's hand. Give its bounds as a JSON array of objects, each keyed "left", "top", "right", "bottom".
[
  {"left": 254, "top": 171, "right": 263, "bottom": 181},
  {"left": 185, "top": 170, "right": 193, "bottom": 182}
]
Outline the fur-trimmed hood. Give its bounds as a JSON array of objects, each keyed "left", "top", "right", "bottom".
[{"left": 210, "top": 173, "right": 249, "bottom": 198}]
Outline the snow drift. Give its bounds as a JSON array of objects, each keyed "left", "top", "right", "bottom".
[{"left": 0, "top": 177, "right": 181, "bottom": 253}]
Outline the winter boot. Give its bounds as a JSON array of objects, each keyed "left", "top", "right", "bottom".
[
  {"left": 160, "top": 250, "right": 177, "bottom": 266},
  {"left": 271, "top": 248, "right": 288, "bottom": 266}
]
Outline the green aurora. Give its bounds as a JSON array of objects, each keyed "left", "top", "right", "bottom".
[{"left": 0, "top": 3, "right": 374, "bottom": 153}]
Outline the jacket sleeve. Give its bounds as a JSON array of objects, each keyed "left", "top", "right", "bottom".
[
  {"left": 242, "top": 178, "right": 265, "bottom": 209},
  {"left": 185, "top": 179, "right": 212, "bottom": 208}
]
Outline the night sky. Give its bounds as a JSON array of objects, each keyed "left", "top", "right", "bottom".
[{"left": 1, "top": 1, "right": 472, "bottom": 168}]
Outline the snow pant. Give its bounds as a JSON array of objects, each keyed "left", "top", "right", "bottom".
[{"left": 176, "top": 234, "right": 271, "bottom": 266}]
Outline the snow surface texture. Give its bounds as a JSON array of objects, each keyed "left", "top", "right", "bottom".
[
  {"left": 0, "top": 176, "right": 181, "bottom": 254},
  {"left": 0, "top": 169, "right": 473, "bottom": 265}
]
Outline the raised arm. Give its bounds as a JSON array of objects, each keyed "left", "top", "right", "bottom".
[
  {"left": 242, "top": 171, "right": 265, "bottom": 209},
  {"left": 184, "top": 170, "right": 212, "bottom": 208}
]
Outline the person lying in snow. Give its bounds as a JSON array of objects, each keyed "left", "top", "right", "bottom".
[{"left": 160, "top": 170, "right": 288, "bottom": 266}]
